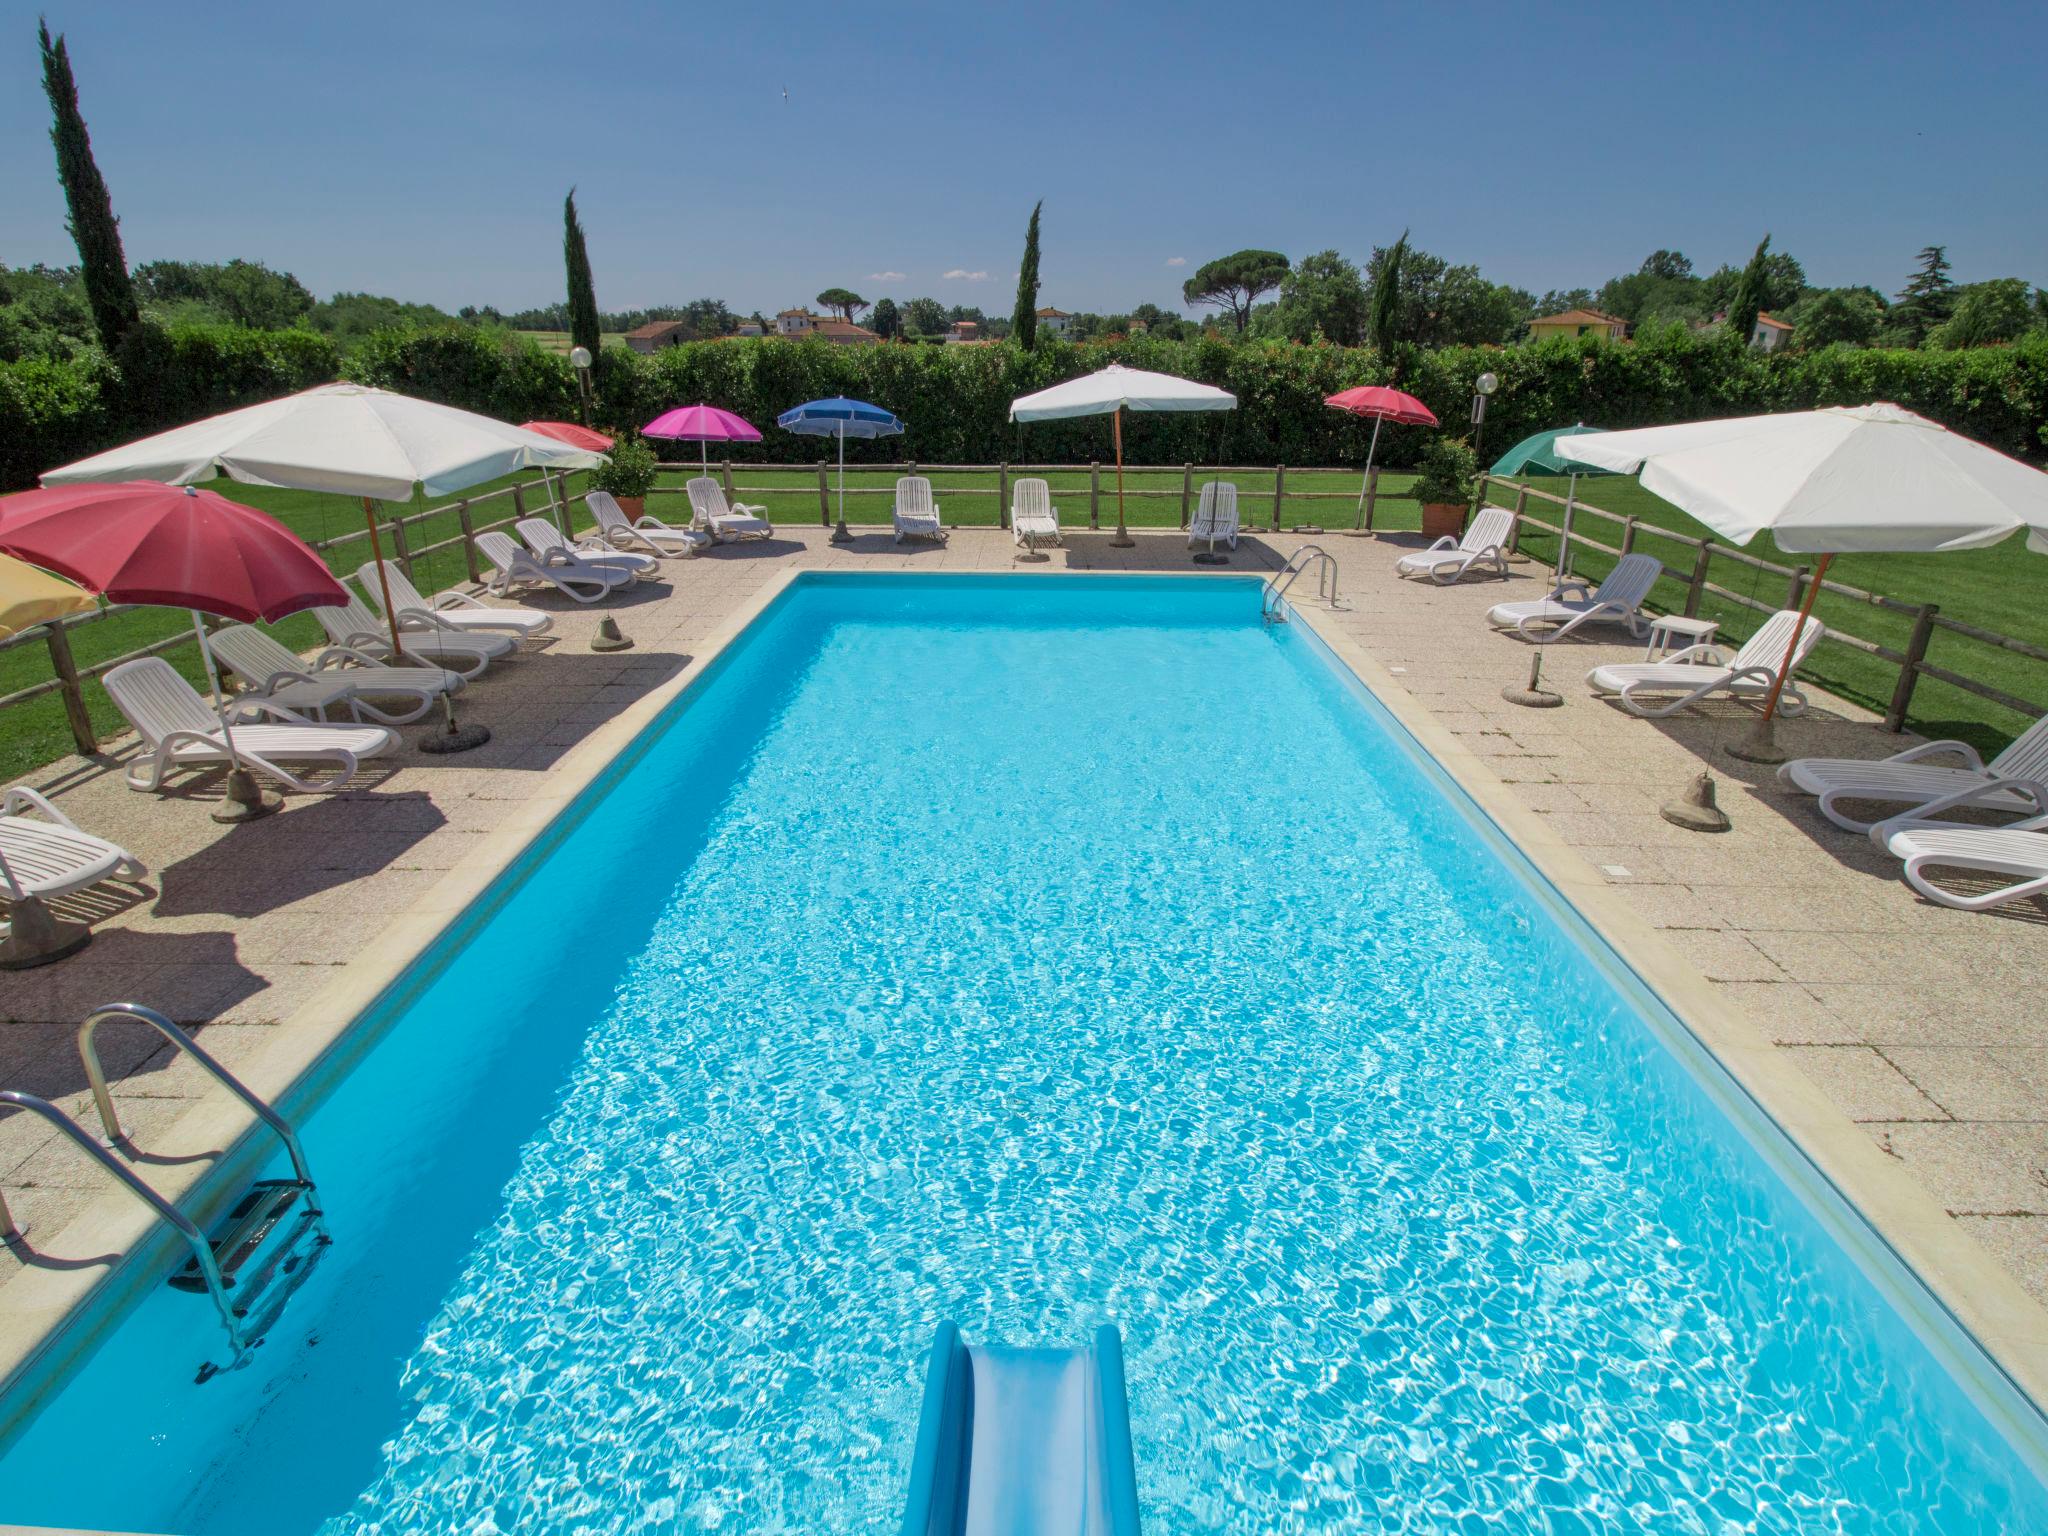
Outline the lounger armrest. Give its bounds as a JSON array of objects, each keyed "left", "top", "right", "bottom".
[
  {"left": 1868, "top": 776, "right": 2048, "bottom": 844},
  {"left": 334, "top": 627, "right": 392, "bottom": 651},
  {"left": 1423, "top": 535, "right": 1457, "bottom": 552},
  {"left": 1662, "top": 643, "right": 1727, "bottom": 667},
  {"left": 432, "top": 589, "right": 494, "bottom": 612},
  {"left": 313, "top": 644, "right": 386, "bottom": 671},
  {"left": 1551, "top": 579, "right": 1593, "bottom": 602},
  {"left": 732, "top": 501, "right": 768, "bottom": 516},
  {"left": 226, "top": 697, "right": 319, "bottom": 725},
  {"left": 1885, "top": 737, "right": 1986, "bottom": 771},
  {"left": 160, "top": 727, "right": 236, "bottom": 755},
  {"left": 0, "top": 785, "right": 79, "bottom": 830},
  {"left": 255, "top": 666, "right": 325, "bottom": 693}
]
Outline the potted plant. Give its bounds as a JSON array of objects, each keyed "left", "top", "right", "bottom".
[
  {"left": 589, "top": 438, "right": 659, "bottom": 520},
  {"left": 1411, "top": 437, "right": 1478, "bottom": 542}
]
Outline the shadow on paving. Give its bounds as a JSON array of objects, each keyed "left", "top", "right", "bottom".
[{"left": 147, "top": 792, "right": 446, "bottom": 921}]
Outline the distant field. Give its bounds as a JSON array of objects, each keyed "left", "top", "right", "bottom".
[{"left": 518, "top": 331, "right": 630, "bottom": 354}]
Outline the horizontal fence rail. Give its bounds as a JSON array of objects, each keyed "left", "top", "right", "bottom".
[
  {"left": 2, "top": 463, "right": 2043, "bottom": 765},
  {"left": 1481, "top": 473, "right": 2048, "bottom": 734}
]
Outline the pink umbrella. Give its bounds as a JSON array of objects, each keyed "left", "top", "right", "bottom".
[
  {"left": 643, "top": 404, "right": 762, "bottom": 472},
  {"left": 1327, "top": 386, "right": 1439, "bottom": 528}
]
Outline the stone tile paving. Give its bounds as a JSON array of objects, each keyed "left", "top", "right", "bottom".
[{"left": 3, "top": 522, "right": 2045, "bottom": 1313}]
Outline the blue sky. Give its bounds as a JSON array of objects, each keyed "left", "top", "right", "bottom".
[{"left": 3, "top": 0, "right": 2043, "bottom": 318}]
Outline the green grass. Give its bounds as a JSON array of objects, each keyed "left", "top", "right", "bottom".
[
  {"left": 1483, "top": 475, "right": 2048, "bottom": 755},
  {"left": 517, "top": 330, "right": 630, "bottom": 355}
]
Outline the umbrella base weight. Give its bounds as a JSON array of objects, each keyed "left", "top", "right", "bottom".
[
  {"left": 419, "top": 720, "right": 492, "bottom": 755},
  {"left": 0, "top": 896, "right": 93, "bottom": 971},
  {"left": 213, "top": 767, "right": 283, "bottom": 824},
  {"left": 1108, "top": 535, "right": 1135, "bottom": 548},
  {"left": 1502, "top": 686, "right": 1564, "bottom": 708},
  {"left": 1191, "top": 551, "right": 1230, "bottom": 565},
  {"left": 1724, "top": 716, "right": 1788, "bottom": 765}
]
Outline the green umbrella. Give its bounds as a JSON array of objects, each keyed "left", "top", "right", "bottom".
[{"left": 1491, "top": 423, "right": 1613, "bottom": 585}]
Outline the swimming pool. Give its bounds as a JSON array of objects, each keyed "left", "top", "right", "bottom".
[{"left": 3, "top": 572, "right": 2044, "bottom": 1533}]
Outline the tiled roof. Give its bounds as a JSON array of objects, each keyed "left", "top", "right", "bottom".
[{"left": 1531, "top": 308, "right": 1627, "bottom": 328}]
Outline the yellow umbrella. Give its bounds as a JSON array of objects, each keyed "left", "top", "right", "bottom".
[{"left": 0, "top": 553, "right": 95, "bottom": 640}]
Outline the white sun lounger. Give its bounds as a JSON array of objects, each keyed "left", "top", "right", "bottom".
[
  {"left": 312, "top": 592, "right": 505, "bottom": 677},
  {"left": 475, "top": 531, "right": 631, "bottom": 604},
  {"left": 209, "top": 624, "right": 459, "bottom": 726},
  {"left": 1875, "top": 813, "right": 2048, "bottom": 912},
  {"left": 893, "top": 477, "right": 946, "bottom": 543},
  {"left": 586, "top": 489, "right": 708, "bottom": 557},
  {"left": 516, "top": 516, "right": 658, "bottom": 577},
  {"left": 1487, "top": 553, "right": 1663, "bottom": 642},
  {"left": 687, "top": 477, "right": 773, "bottom": 542},
  {"left": 1395, "top": 505, "right": 1514, "bottom": 584},
  {"left": 1011, "top": 478, "right": 1060, "bottom": 550},
  {"left": 1187, "top": 482, "right": 1239, "bottom": 550},
  {"left": 357, "top": 560, "right": 553, "bottom": 642},
  {"left": 1587, "top": 608, "right": 1824, "bottom": 718},
  {"left": 104, "top": 657, "right": 399, "bottom": 793},
  {"left": 0, "top": 786, "right": 147, "bottom": 901},
  {"left": 1779, "top": 713, "right": 2048, "bottom": 834}
]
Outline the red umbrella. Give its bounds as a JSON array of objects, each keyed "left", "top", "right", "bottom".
[
  {"left": 0, "top": 481, "right": 347, "bottom": 821},
  {"left": 1326, "top": 386, "right": 1440, "bottom": 528},
  {"left": 518, "top": 421, "right": 615, "bottom": 453}
]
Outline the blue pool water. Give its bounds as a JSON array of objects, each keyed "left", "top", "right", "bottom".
[{"left": 3, "top": 574, "right": 2045, "bottom": 1533}]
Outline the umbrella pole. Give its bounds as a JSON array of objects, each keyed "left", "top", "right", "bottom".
[
  {"left": 363, "top": 498, "right": 412, "bottom": 665},
  {"left": 547, "top": 469, "right": 570, "bottom": 540},
  {"left": 193, "top": 610, "right": 281, "bottom": 823},
  {"left": 1554, "top": 474, "right": 1578, "bottom": 588},
  {"left": 1353, "top": 415, "right": 1385, "bottom": 530},
  {"left": 1729, "top": 551, "right": 1832, "bottom": 765},
  {"left": 830, "top": 423, "right": 852, "bottom": 544},
  {"left": 1110, "top": 407, "right": 1133, "bottom": 548}
]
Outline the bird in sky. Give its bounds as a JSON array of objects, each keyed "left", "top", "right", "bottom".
[{"left": 781, "top": 85, "right": 789, "bottom": 103}]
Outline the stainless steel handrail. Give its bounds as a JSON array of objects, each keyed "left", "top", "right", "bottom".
[
  {"left": 0, "top": 1091, "right": 244, "bottom": 1355},
  {"left": 1262, "top": 545, "right": 1340, "bottom": 621},
  {"left": 78, "top": 1004, "right": 321, "bottom": 1211}
]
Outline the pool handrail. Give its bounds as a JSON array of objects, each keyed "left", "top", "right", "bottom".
[{"left": 1262, "top": 545, "right": 1340, "bottom": 622}]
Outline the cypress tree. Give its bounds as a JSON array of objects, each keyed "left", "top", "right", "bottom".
[
  {"left": 1369, "top": 230, "right": 1408, "bottom": 361},
  {"left": 563, "top": 190, "right": 601, "bottom": 360},
  {"left": 1725, "top": 235, "right": 1773, "bottom": 348},
  {"left": 38, "top": 19, "right": 138, "bottom": 351},
  {"left": 1011, "top": 201, "right": 1042, "bottom": 348}
]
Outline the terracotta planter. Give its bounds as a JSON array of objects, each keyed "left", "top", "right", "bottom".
[
  {"left": 1420, "top": 502, "right": 1467, "bottom": 541},
  {"left": 616, "top": 495, "right": 646, "bottom": 520}
]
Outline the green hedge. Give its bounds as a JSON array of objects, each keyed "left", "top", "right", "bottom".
[{"left": 7, "top": 322, "right": 2045, "bottom": 491}]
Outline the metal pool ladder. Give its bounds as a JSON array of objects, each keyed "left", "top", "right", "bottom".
[
  {"left": 0, "top": 1003, "right": 330, "bottom": 1379},
  {"left": 1262, "top": 544, "right": 1343, "bottom": 623}
]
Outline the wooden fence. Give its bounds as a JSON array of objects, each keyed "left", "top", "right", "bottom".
[{"left": 1481, "top": 473, "right": 2048, "bottom": 733}]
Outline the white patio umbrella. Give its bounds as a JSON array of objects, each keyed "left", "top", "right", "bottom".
[
  {"left": 1560, "top": 402, "right": 2048, "bottom": 760},
  {"left": 1011, "top": 365, "right": 1237, "bottom": 549},
  {"left": 42, "top": 383, "right": 608, "bottom": 661}
]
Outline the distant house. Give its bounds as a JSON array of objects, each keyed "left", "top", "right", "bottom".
[
  {"left": 735, "top": 319, "right": 766, "bottom": 337},
  {"left": 1751, "top": 312, "right": 1794, "bottom": 352},
  {"left": 812, "top": 317, "right": 881, "bottom": 346},
  {"left": 1525, "top": 307, "right": 1629, "bottom": 343},
  {"left": 625, "top": 320, "right": 690, "bottom": 354},
  {"left": 1035, "top": 306, "right": 1074, "bottom": 336},
  {"left": 946, "top": 319, "right": 981, "bottom": 344},
  {"left": 776, "top": 308, "right": 818, "bottom": 336}
]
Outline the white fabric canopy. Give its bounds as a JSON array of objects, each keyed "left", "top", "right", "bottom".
[
  {"left": 1556, "top": 403, "right": 2048, "bottom": 555},
  {"left": 1010, "top": 364, "right": 1236, "bottom": 421},
  {"left": 42, "top": 383, "right": 607, "bottom": 501}
]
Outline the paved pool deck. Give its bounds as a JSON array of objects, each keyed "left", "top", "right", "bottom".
[{"left": 2, "top": 522, "right": 2045, "bottom": 1400}]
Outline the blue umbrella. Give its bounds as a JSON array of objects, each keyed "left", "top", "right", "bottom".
[{"left": 777, "top": 397, "right": 905, "bottom": 544}]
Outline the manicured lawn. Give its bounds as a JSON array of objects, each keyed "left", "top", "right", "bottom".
[
  {"left": 516, "top": 331, "right": 630, "bottom": 355},
  {"left": 1483, "top": 475, "right": 2048, "bottom": 755}
]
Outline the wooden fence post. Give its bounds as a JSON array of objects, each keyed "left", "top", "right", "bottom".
[
  {"left": 1786, "top": 564, "right": 1809, "bottom": 611},
  {"left": 1364, "top": 468, "right": 1379, "bottom": 532},
  {"left": 1508, "top": 484, "right": 1528, "bottom": 555},
  {"left": 998, "top": 463, "right": 1010, "bottom": 530},
  {"left": 454, "top": 500, "right": 481, "bottom": 583},
  {"left": 817, "top": 460, "right": 831, "bottom": 526},
  {"left": 1621, "top": 516, "right": 1638, "bottom": 557},
  {"left": 1684, "top": 543, "right": 1712, "bottom": 617},
  {"left": 1886, "top": 603, "right": 1939, "bottom": 732},
  {"left": 389, "top": 511, "right": 415, "bottom": 578},
  {"left": 721, "top": 460, "right": 735, "bottom": 498},
  {"left": 43, "top": 623, "right": 96, "bottom": 756},
  {"left": 1089, "top": 462, "right": 1100, "bottom": 529},
  {"left": 1180, "top": 464, "right": 1193, "bottom": 528},
  {"left": 1271, "top": 465, "right": 1285, "bottom": 531}
]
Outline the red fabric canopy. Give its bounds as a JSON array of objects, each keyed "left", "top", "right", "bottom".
[
  {"left": 0, "top": 481, "right": 345, "bottom": 622},
  {"left": 1324, "top": 386, "right": 1439, "bottom": 426},
  {"left": 518, "top": 420, "right": 615, "bottom": 452}
]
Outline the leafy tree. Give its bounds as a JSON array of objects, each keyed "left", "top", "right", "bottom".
[
  {"left": 1129, "top": 302, "right": 1186, "bottom": 340},
  {"left": 1369, "top": 231, "right": 1407, "bottom": 356},
  {"left": 1182, "top": 249, "right": 1289, "bottom": 332},
  {"left": 0, "top": 262, "right": 95, "bottom": 361},
  {"left": 1640, "top": 250, "right": 1693, "bottom": 281},
  {"left": 1364, "top": 240, "right": 1531, "bottom": 347},
  {"left": 1011, "top": 200, "right": 1043, "bottom": 347},
  {"left": 1930, "top": 279, "right": 2040, "bottom": 349},
  {"left": 869, "top": 296, "right": 901, "bottom": 339},
  {"left": 816, "top": 287, "right": 868, "bottom": 322},
  {"left": 308, "top": 291, "right": 457, "bottom": 344},
  {"left": 1791, "top": 287, "right": 1884, "bottom": 349},
  {"left": 1724, "top": 235, "right": 1774, "bottom": 345},
  {"left": 1536, "top": 288, "right": 1595, "bottom": 317},
  {"left": 134, "top": 260, "right": 314, "bottom": 330},
  {"left": 1891, "top": 245, "right": 1956, "bottom": 345},
  {"left": 1271, "top": 249, "right": 1366, "bottom": 344},
  {"left": 38, "top": 21, "right": 137, "bottom": 351},
  {"left": 563, "top": 190, "right": 601, "bottom": 358},
  {"left": 903, "top": 296, "right": 948, "bottom": 336}
]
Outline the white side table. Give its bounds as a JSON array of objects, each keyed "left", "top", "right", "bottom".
[{"left": 1643, "top": 614, "right": 1719, "bottom": 661}]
